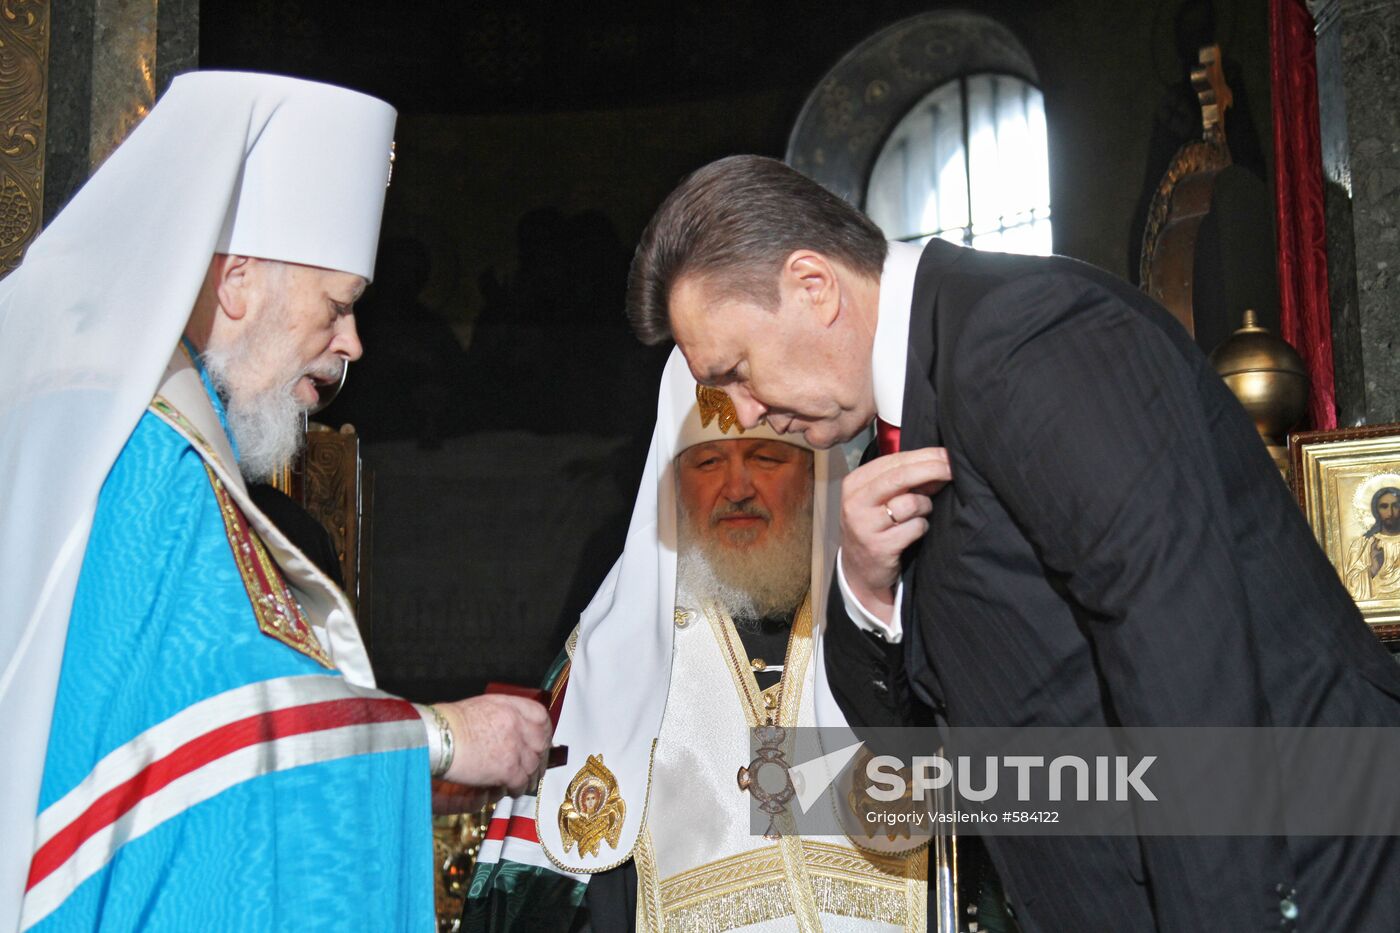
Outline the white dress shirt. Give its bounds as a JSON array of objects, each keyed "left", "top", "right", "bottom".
[{"left": 837, "top": 240, "right": 925, "bottom": 643}]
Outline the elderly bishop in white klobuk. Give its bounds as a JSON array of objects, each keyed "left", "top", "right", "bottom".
[{"left": 0, "top": 72, "right": 549, "bottom": 932}]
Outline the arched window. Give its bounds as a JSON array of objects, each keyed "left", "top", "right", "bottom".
[
  {"left": 787, "top": 12, "right": 1051, "bottom": 256},
  {"left": 865, "top": 74, "right": 1051, "bottom": 255}
]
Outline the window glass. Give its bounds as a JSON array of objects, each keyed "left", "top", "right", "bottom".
[{"left": 867, "top": 73, "right": 1051, "bottom": 255}]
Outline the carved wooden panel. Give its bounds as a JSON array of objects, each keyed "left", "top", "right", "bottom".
[
  {"left": 0, "top": 0, "right": 49, "bottom": 276},
  {"left": 283, "top": 424, "right": 374, "bottom": 646},
  {"left": 1138, "top": 45, "right": 1234, "bottom": 335}
]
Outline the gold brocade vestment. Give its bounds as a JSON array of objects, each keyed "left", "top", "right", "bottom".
[{"left": 632, "top": 594, "right": 927, "bottom": 933}]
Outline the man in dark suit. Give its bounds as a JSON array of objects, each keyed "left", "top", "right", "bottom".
[{"left": 623, "top": 154, "right": 1400, "bottom": 932}]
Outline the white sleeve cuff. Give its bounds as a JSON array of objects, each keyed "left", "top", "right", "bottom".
[{"left": 835, "top": 547, "right": 904, "bottom": 644}]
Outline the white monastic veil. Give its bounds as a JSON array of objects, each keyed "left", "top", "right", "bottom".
[
  {"left": 535, "top": 348, "right": 853, "bottom": 871},
  {"left": 0, "top": 72, "right": 394, "bottom": 931}
]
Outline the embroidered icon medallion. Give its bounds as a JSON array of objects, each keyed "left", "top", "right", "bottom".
[{"left": 558, "top": 754, "right": 626, "bottom": 857}]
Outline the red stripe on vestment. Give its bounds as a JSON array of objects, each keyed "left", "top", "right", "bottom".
[
  {"left": 504, "top": 816, "right": 539, "bottom": 844},
  {"left": 485, "top": 817, "right": 511, "bottom": 842},
  {"left": 26, "top": 696, "right": 416, "bottom": 890}
]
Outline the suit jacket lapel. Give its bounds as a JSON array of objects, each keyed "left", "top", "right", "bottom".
[
  {"left": 896, "top": 241, "right": 963, "bottom": 710},
  {"left": 899, "top": 313, "right": 939, "bottom": 453},
  {"left": 899, "top": 239, "right": 964, "bottom": 453}
]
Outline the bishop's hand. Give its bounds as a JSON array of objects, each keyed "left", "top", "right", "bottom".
[
  {"left": 435, "top": 694, "right": 552, "bottom": 795},
  {"left": 839, "top": 447, "right": 952, "bottom": 626}
]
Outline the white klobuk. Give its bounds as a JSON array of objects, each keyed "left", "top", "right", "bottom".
[
  {"left": 538, "top": 350, "right": 928, "bottom": 932},
  {"left": 0, "top": 71, "right": 395, "bottom": 931}
]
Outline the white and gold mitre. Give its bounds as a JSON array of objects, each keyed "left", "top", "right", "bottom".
[{"left": 679, "top": 385, "right": 816, "bottom": 453}]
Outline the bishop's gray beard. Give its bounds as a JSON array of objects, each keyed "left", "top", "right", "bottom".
[
  {"left": 203, "top": 351, "right": 305, "bottom": 482},
  {"left": 201, "top": 303, "right": 317, "bottom": 483},
  {"left": 675, "top": 489, "right": 813, "bottom": 626}
]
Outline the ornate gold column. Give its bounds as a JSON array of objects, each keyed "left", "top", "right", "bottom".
[
  {"left": 0, "top": 0, "right": 50, "bottom": 275},
  {"left": 1, "top": 0, "right": 197, "bottom": 275}
]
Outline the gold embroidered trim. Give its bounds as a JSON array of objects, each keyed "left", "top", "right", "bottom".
[
  {"left": 663, "top": 844, "right": 785, "bottom": 908},
  {"left": 633, "top": 592, "right": 928, "bottom": 929},
  {"left": 558, "top": 754, "right": 626, "bottom": 857},
  {"left": 634, "top": 828, "right": 664, "bottom": 932},
  {"left": 536, "top": 739, "right": 658, "bottom": 874},
  {"left": 707, "top": 595, "right": 824, "bottom": 931},
  {"left": 151, "top": 394, "right": 333, "bottom": 669},
  {"left": 905, "top": 852, "right": 928, "bottom": 933},
  {"left": 551, "top": 626, "right": 577, "bottom": 711},
  {"left": 706, "top": 592, "right": 813, "bottom": 731},
  {"left": 150, "top": 395, "right": 214, "bottom": 458},
  {"left": 662, "top": 875, "right": 907, "bottom": 933},
  {"left": 809, "top": 873, "right": 909, "bottom": 925},
  {"left": 778, "top": 596, "right": 813, "bottom": 729},
  {"left": 662, "top": 840, "right": 910, "bottom": 904},
  {"left": 549, "top": 660, "right": 571, "bottom": 711},
  {"left": 778, "top": 834, "right": 824, "bottom": 932},
  {"left": 666, "top": 878, "right": 792, "bottom": 933},
  {"left": 657, "top": 840, "right": 921, "bottom": 932},
  {"left": 203, "top": 464, "right": 334, "bottom": 668}
]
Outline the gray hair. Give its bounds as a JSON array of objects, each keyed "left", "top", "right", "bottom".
[{"left": 625, "top": 155, "right": 887, "bottom": 345}]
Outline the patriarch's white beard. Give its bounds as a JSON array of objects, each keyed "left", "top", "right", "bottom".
[{"left": 675, "top": 486, "right": 813, "bottom": 625}]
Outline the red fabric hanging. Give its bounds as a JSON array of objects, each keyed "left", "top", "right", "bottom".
[{"left": 1270, "top": 0, "right": 1337, "bottom": 429}]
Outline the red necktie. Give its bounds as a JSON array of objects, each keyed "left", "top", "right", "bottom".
[{"left": 876, "top": 418, "right": 901, "bottom": 456}]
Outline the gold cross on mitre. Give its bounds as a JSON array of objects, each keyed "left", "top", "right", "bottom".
[{"left": 695, "top": 385, "right": 746, "bottom": 434}]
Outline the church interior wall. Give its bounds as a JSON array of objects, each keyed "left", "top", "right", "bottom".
[{"left": 190, "top": 0, "right": 1280, "bottom": 699}]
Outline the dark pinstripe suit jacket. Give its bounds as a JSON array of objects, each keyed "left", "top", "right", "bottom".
[{"left": 826, "top": 239, "right": 1400, "bottom": 932}]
